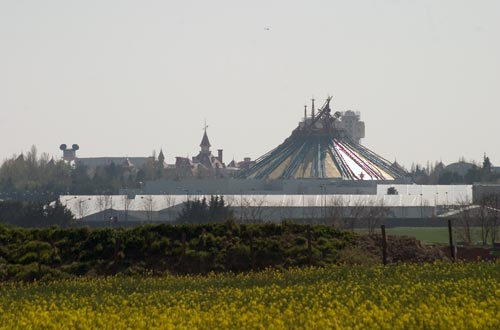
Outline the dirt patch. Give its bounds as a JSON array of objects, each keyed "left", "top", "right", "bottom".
[
  {"left": 355, "top": 234, "right": 447, "bottom": 263},
  {"left": 440, "top": 246, "right": 494, "bottom": 261}
]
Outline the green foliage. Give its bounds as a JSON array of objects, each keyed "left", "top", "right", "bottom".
[
  {"left": 336, "top": 246, "right": 379, "bottom": 265},
  {"left": 0, "top": 223, "right": 355, "bottom": 281},
  {"left": 386, "top": 187, "right": 398, "bottom": 195},
  {"left": 0, "top": 145, "right": 146, "bottom": 200},
  {"left": 177, "top": 196, "right": 234, "bottom": 223},
  {"left": 410, "top": 155, "right": 500, "bottom": 185},
  {"left": 0, "top": 146, "right": 71, "bottom": 201},
  {"left": 0, "top": 200, "right": 74, "bottom": 227},
  {"left": 438, "top": 171, "right": 464, "bottom": 184}
]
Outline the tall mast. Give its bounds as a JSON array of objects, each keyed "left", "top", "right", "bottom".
[
  {"left": 203, "top": 119, "right": 208, "bottom": 133},
  {"left": 311, "top": 97, "right": 315, "bottom": 119}
]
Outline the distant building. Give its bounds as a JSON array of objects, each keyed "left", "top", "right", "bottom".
[
  {"left": 61, "top": 184, "right": 475, "bottom": 224},
  {"left": 237, "top": 157, "right": 256, "bottom": 170},
  {"left": 59, "top": 129, "right": 229, "bottom": 180},
  {"left": 237, "top": 97, "right": 405, "bottom": 180},
  {"left": 443, "top": 161, "right": 476, "bottom": 176},
  {"left": 60, "top": 144, "right": 79, "bottom": 162},
  {"left": 334, "top": 110, "right": 365, "bottom": 144},
  {"left": 163, "top": 128, "right": 227, "bottom": 179},
  {"left": 77, "top": 157, "right": 151, "bottom": 169},
  {"left": 59, "top": 143, "right": 150, "bottom": 169},
  {"left": 59, "top": 95, "right": 402, "bottom": 186},
  {"left": 192, "top": 128, "right": 225, "bottom": 174}
]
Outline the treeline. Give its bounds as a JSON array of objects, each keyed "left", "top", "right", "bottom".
[
  {"left": 0, "top": 146, "right": 163, "bottom": 201},
  {"left": 2, "top": 146, "right": 499, "bottom": 202},
  {"left": 408, "top": 156, "right": 500, "bottom": 184},
  {"left": 0, "top": 200, "right": 74, "bottom": 227},
  {"left": 0, "top": 223, "right": 355, "bottom": 281},
  {"left": 177, "top": 196, "right": 234, "bottom": 223},
  {"left": 0, "top": 195, "right": 235, "bottom": 228}
]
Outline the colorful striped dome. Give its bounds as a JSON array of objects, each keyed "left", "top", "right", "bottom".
[{"left": 238, "top": 97, "right": 406, "bottom": 180}]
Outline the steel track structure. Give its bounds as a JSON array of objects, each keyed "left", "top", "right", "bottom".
[{"left": 238, "top": 97, "right": 406, "bottom": 181}]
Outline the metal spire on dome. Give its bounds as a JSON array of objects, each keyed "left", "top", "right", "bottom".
[
  {"left": 237, "top": 95, "right": 407, "bottom": 181},
  {"left": 311, "top": 97, "right": 315, "bottom": 118}
]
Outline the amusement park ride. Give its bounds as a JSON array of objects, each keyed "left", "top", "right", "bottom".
[{"left": 239, "top": 97, "right": 406, "bottom": 181}]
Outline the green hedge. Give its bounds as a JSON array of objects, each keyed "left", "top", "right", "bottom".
[{"left": 0, "top": 222, "right": 354, "bottom": 281}]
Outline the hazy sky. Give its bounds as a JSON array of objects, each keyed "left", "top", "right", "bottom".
[{"left": 1, "top": 0, "right": 499, "bottom": 169}]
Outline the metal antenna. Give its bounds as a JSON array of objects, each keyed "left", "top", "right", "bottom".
[{"left": 311, "top": 97, "right": 315, "bottom": 118}]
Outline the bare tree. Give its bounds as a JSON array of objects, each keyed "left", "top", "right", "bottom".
[
  {"left": 304, "top": 196, "right": 319, "bottom": 221},
  {"left": 475, "top": 193, "right": 499, "bottom": 245},
  {"left": 162, "top": 195, "right": 177, "bottom": 221},
  {"left": 491, "top": 194, "right": 500, "bottom": 244},
  {"left": 104, "top": 195, "right": 113, "bottom": 220},
  {"left": 279, "top": 198, "right": 295, "bottom": 221},
  {"left": 76, "top": 197, "right": 91, "bottom": 220},
  {"left": 95, "top": 195, "right": 106, "bottom": 221},
  {"left": 121, "top": 195, "right": 132, "bottom": 222},
  {"left": 363, "top": 199, "right": 391, "bottom": 234},
  {"left": 455, "top": 196, "right": 473, "bottom": 245},
  {"left": 326, "top": 195, "right": 346, "bottom": 227},
  {"left": 477, "top": 200, "right": 490, "bottom": 246},
  {"left": 347, "top": 197, "right": 368, "bottom": 232},
  {"left": 141, "top": 195, "right": 155, "bottom": 222},
  {"left": 241, "top": 195, "right": 267, "bottom": 222},
  {"left": 264, "top": 203, "right": 280, "bottom": 222}
]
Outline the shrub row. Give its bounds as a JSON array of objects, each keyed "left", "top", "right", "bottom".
[{"left": 0, "top": 222, "right": 355, "bottom": 281}]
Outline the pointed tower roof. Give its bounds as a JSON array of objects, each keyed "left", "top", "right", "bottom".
[
  {"left": 158, "top": 149, "right": 165, "bottom": 161},
  {"left": 200, "top": 130, "right": 211, "bottom": 148},
  {"left": 158, "top": 149, "right": 166, "bottom": 169}
]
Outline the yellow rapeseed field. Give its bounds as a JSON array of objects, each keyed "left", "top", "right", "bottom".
[{"left": 1, "top": 261, "right": 499, "bottom": 330}]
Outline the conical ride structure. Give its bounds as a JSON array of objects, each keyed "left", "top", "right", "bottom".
[{"left": 238, "top": 97, "right": 406, "bottom": 180}]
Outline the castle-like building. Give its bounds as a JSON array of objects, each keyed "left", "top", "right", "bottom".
[
  {"left": 163, "top": 127, "right": 258, "bottom": 179},
  {"left": 60, "top": 97, "right": 400, "bottom": 182},
  {"left": 60, "top": 126, "right": 256, "bottom": 179},
  {"left": 164, "top": 128, "right": 227, "bottom": 179}
]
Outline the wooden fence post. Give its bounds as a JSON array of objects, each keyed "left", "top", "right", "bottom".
[
  {"left": 448, "top": 219, "right": 455, "bottom": 261},
  {"left": 381, "top": 225, "right": 387, "bottom": 265}
]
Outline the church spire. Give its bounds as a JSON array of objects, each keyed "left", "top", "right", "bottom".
[
  {"left": 158, "top": 148, "right": 165, "bottom": 163},
  {"left": 200, "top": 121, "right": 211, "bottom": 153}
]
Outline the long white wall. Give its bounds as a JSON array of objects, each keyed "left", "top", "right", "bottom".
[
  {"left": 377, "top": 184, "right": 472, "bottom": 205},
  {"left": 60, "top": 190, "right": 470, "bottom": 221}
]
